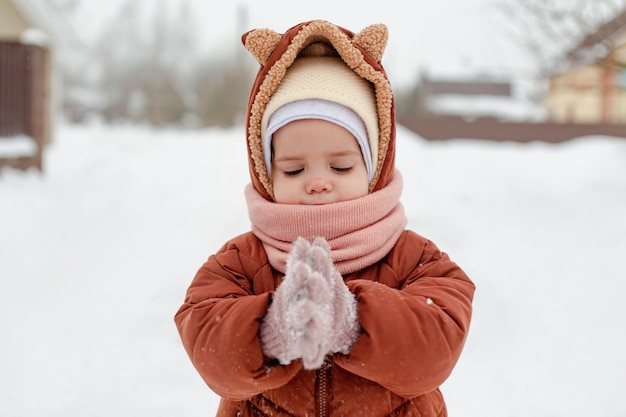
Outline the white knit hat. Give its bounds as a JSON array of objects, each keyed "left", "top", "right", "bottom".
[
  {"left": 261, "top": 56, "right": 379, "bottom": 182},
  {"left": 264, "top": 99, "right": 373, "bottom": 181}
]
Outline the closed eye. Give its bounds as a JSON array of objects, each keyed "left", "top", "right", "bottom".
[
  {"left": 283, "top": 168, "right": 304, "bottom": 176},
  {"left": 332, "top": 166, "right": 353, "bottom": 173}
]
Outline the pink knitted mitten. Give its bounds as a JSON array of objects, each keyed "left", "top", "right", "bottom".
[
  {"left": 259, "top": 238, "right": 334, "bottom": 369},
  {"left": 310, "top": 237, "right": 361, "bottom": 354}
]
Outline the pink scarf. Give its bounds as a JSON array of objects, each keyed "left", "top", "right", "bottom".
[{"left": 245, "top": 171, "right": 407, "bottom": 275}]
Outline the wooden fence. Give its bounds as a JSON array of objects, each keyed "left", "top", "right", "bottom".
[
  {"left": 398, "top": 115, "right": 626, "bottom": 143},
  {"left": 0, "top": 41, "right": 48, "bottom": 171}
]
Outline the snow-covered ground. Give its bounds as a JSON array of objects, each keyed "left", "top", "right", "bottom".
[{"left": 1, "top": 123, "right": 625, "bottom": 417}]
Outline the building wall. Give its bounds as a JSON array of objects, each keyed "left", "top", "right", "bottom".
[
  {"left": 545, "top": 66, "right": 602, "bottom": 123},
  {"left": 0, "top": 0, "right": 30, "bottom": 40},
  {"left": 545, "top": 43, "right": 626, "bottom": 124}
]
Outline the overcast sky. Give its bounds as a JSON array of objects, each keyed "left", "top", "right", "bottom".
[{"left": 67, "top": 0, "right": 534, "bottom": 88}]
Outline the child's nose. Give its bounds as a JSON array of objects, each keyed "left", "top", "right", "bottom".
[{"left": 306, "top": 175, "right": 332, "bottom": 194}]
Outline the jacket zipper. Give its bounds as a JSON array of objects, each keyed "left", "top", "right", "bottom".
[{"left": 317, "top": 357, "right": 332, "bottom": 417}]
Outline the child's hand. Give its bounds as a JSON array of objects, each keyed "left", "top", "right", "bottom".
[
  {"left": 310, "top": 238, "right": 361, "bottom": 354},
  {"left": 259, "top": 237, "right": 361, "bottom": 369},
  {"left": 259, "top": 238, "right": 334, "bottom": 369},
  {"left": 293, "top": 268, "right": 334, "bottom": 368}
]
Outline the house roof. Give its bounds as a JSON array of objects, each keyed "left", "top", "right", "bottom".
[
  {"left": 10, "top": 0, "right": 79, "bottom": 49},
  {"left": 424, "top": 80, "right": 512, "bottom": 97}
]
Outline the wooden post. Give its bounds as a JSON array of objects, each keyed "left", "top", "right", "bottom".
[
  {"left": 0, "top": 41, "right": 48, "bottom": 171},
  {"left": 602, "top": 51, "right": 615, "bottom": 124}
]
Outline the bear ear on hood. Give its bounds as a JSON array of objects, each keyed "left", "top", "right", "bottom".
[
  {"left": 242, "top": 28, "right": 282, "bottom": 66},
  {"left": 353, "top": 23, "right": 388, "bottom": 63}
]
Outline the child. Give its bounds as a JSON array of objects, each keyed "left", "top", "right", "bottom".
[{"left": 175, "top": 20, "right": 475, "bottom": 416}]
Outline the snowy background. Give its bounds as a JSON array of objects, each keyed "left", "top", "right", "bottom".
[{"left": 1, "top": 122, "right": 625, "bottom": 416}]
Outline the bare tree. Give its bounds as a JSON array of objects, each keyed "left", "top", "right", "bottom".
[
  {"left": 56, "top": 0, "right": 256, "bottom": 127},
  {"left": 497, "top": 0, "right": 626, "bottom": 76}
]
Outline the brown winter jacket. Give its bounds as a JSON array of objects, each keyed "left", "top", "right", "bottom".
[{"left": 174, "top": 21, "right": 475, "bottom": 416}]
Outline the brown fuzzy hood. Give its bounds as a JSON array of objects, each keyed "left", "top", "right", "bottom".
[{"left": 241, "top": 20, "right": 396, "bottom": 201}]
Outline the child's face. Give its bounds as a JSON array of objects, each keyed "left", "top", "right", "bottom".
[{"left": 271, "top": 119, "right": 369, "bottom": 205}]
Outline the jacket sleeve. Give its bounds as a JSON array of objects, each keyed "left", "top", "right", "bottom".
[
  {"left": 334, "top": 231, "right": 475, "bottom": 398},
  {"left": 174, "top": 234, "right": 302, "bottom": 400}
]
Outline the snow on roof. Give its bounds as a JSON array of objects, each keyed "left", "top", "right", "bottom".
[
  {"left": 11, "top": 0, "right": 80, "bottom": 49},
  {"left": 427, "top": 94, "right": 548, "bottom": 122}
]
